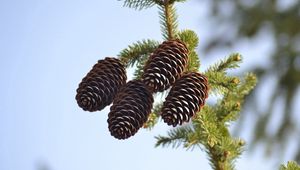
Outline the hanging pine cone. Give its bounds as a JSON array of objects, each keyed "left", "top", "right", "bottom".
[
  {"left": 142, "top": 39, "right": 189, "bottom": 93},
  {"left": 108, "top": 80, "right": 154, "bottom": 140},
  {"left": 161, "top": 72, "right": 209, "bottom": 127},
  {"left": 76, "top": 57, "right": 127, "bottom": 112}
]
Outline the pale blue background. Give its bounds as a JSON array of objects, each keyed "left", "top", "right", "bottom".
[{"left": 0, "top": 0, "right": 292, "bottom": 170}]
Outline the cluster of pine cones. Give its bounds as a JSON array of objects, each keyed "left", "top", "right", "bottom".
[{"left": 76, "top": 39, "right": 209, "bottom": 140}]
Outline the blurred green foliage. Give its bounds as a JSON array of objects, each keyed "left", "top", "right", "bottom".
[
  {"left": 201, "top": 0, "right": 300, "bottom": 163},
  {"left": 280, "top": 161, "right": 300, "bottom": 170}
]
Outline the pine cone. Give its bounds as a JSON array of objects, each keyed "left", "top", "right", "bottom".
[
  {"left": 142, "top": 39, "right": 189, "bottom": 93},
  {"left": 76, "top": 57, "right": 127, "bottom": 112},
  {"left": 108, "top": 80, "right": 154, "bottom": 140},
  {"left": 161, "top": 72, "right": 209, "bottom": 127}
]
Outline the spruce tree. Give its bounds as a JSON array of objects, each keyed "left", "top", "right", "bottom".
[{"left": 75, "top": 0, "right": 300, "bottom": 169}]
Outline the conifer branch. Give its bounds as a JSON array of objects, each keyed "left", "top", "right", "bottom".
[
  {"left": 213, "top": 73, "right": 256, "bottom": 122},
  {"left": 280, "top": 161, "right": 300, "bottom": 170},
  {"left": 186, "top": 50, "right": 200, "bottom": 72},
  {"left": 158, "top": 1, "right": 178, "bottom": 40},
  {"left": 78, "top": 1, "right": 297, "bottom": 170},
  {"left": 176, "top": 29, "right": 199, "bottom": 50},
  {"left": 177, "top": 30, "right": 200, "bottom": 71},
  {"left": 206, "top": 53, "right": 242, "bottom": 73},
  {"left": 155, "top": 56, "right": 256, "bottom": 170},
  {"left": 118, "top": 39, "right": 159, "bottom": 68},
  {"left": 193, "top": 106, "right": 245, "bottom": 170},
  {"left": 133, "top": 55, "right": 148, "bottom": 79},
  {"left": 164, "top": 3, "right": 174, "bottom": 39},
  {"left": 205, "top": 71, "right": 240, "bottom": 95},
  {"left": 155, "top": 126, "right": 193, "bottom": 148},
  {"left": 206, "top": 138, "right": 245, "bottom": 170},
  {"left": 121, "top": 0, "right": 156, "bottom": 10},
  {"left": 207, "top": 145, "right": 227, "bottom": 170}
]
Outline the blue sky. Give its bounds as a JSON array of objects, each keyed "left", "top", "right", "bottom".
[{"left": 0, "top": 0, "right": 289, "bottom": 170}]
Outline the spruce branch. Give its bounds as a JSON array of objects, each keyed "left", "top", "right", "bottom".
[
  {"left": 215, "top": 73, "right": 257, "bottom": 122},
  {"left": 114, "top": 1, "right": 261, "bottom": 170},
  {"left": 158, "top": 2, "right": 178, "bottom": 40},
  {"left": 118, "top": 39, "right": 159, "bottom": 68},
  {"left": 155, "top": 55, "right": 256, "bottom": 170},
  {"left": 193, "top": 105, "right": 245, "bottom": 170},
  {"left": 186, "top": 50, "right": 200, "bottom": 72},
  {"left": 133, "top": 54, "right": 148, "bottom": 79},
  {"left": 177, "top": 30, "right": 200, "bottom": 71},
  {"left": 280, "top": 161, "right": 300, "bottom": 170},
  {"left": 194, "top": 107, "right": 222, "bottom": 147},
  {"left": 204, "top": 53, "right": 243, "bottom": 96},
  {"left": 206, "top": 53, "right": 242, "bottom": 73},
  {"left": 120, "top": 0, "right": 156, "bottom": 10},
  {"left": 206, "top": 138, "right": 245, "bottom": 170},
  {"left": 176, "top": 29, "right": 199, "bottom": 51},
  {"left": 120, "top": 0, "right": 187, "bottom": 9},
  {"left": 236, "top": 73, "right": 257, "bottom": 97},
  {"left": 78, "top": 1, "right": 298, "bottom": 169},
  {"left": 155, "top": 125, "right": 194, "bottom": 148},
  {"left": 205, "top": 71, "right": 240, "bottom": 95}
]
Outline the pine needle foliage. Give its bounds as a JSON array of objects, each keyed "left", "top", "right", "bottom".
[
  {"left": 158, "top": 2, "right": 179, "bottom": 40},
  {"left": 205, "top": 53, "right": 242, "bottom": 73},
  {"left": 118, "top": 39, "right": 159, "bottom": 68},
  {"left": 155, "top": 125, "right": 194, "bottom": 148},
  {"left": 115, "top": 0, "right": 297, "bottom": 169},
  {"left": 280, "top": 161, "right": 300, "bottom": 170},
  {"left": 176, "top": 30, "right": 200, "bottom": 71},
  {"left": 120, "top": 0, "right": 156, "bottom": 10}
]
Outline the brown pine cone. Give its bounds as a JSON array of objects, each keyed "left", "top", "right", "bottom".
[
  {"left": 161, "top": 72, "right": 209, "bottom": 127},
  {"left": 142, "top": 39, "right": 189, "bottom": 93},
  {"left": 76, "top": 57, "right": 127, "bottom": 112},
  {"left": 108, "top": 80, "right": 154, "bottom": 140}
]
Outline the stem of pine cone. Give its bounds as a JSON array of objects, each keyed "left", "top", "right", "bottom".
[{"left": 163, "top": 1, "right": 174, "bottom": 40}]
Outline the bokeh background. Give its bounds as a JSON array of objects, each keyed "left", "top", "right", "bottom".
[{"left": 0, "top": 0, "right": 299, "bottom": 170}]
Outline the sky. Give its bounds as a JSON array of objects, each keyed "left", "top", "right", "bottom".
[{"left": 0, "top": 0, "right": 289, "bottom": 170}]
